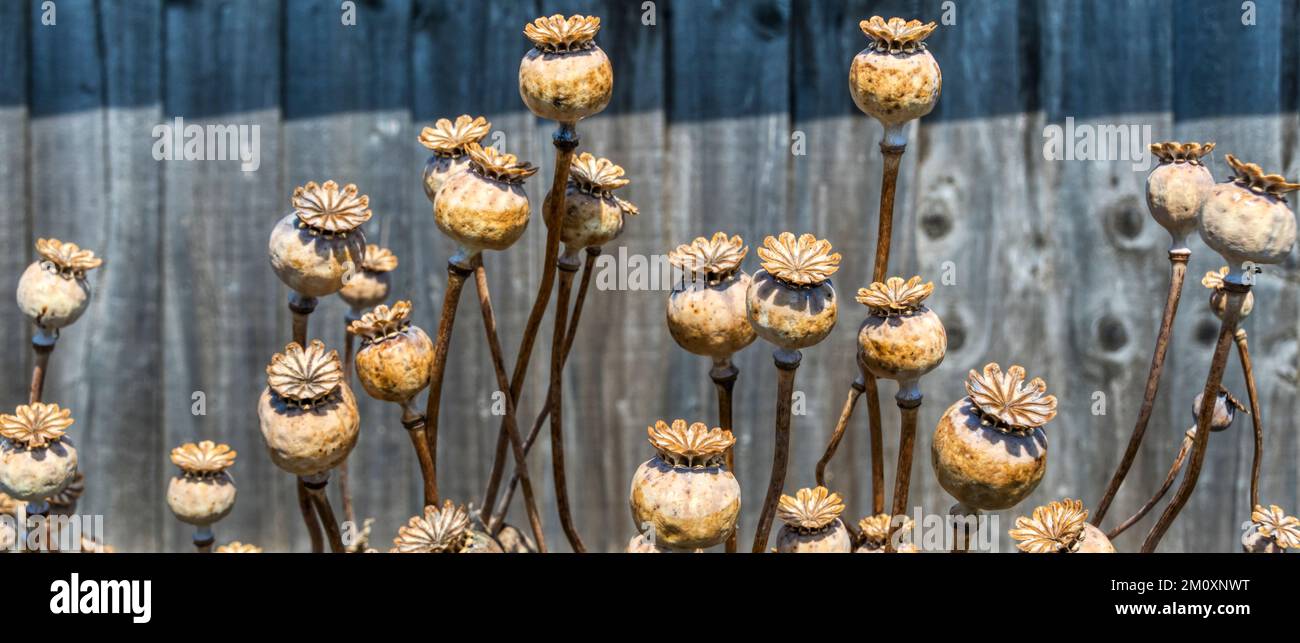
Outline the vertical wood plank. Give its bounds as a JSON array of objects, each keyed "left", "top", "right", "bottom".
[{"left": 0, "top": 1, "right": 30, "bottom": 415}]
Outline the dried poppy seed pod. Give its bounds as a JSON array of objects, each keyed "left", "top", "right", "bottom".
[
  {"left": 165, "top": 441, "right": 237, "bottom": 527},
  {"left": 257, "top": 340, "right": 360, "bottom": 477},
  {"left": 47, "top": 472, "right": 83, "bottom": 517},
  {"left": 666, "top": 233, "right": 756, "bottom": 360},
  {"left": 391, "top": 500, "right": 503, "bottom": 554},
  {"left": 518, "top": 15, "right": 612, "bottom": 125},
  {"left": 215, "top": 541, "right": 263, "bottom": 554},
  {"left": 857, "top": 276, "right": 946, "bottom": 398},
  {"left": 561, "top": 153, "right": 637, "bottom": 256},
  {"left": 931, "top": 363, "right": 1056, "bottom": 511},
  {"left": 849, "top": 17, "right": 941, "bottom": 148},
  {"left": 434, "top": 143, "right": 539, "bottom": 265},
  {"left": 269, "top": 180, "right": 370, "bottom": 298},
  {"left": 855, "top": 513, "right": 916, "bottom": 553},
  {"left": 624, "top": 533, "right": 702, "bottom": 554},
  {"left": 1199, "top": 155, "right": 1298, "bottom": 282},
  {"left": 746, "top": 233, "right": 840, "bottom": 351},
  {"left": 17, "top": 239, "right": 103, "bottom": 333},
  {"left": 1146, "top": 142, "right": 1216, "bottom": 252},
  {"left": 629, "top": 420, "right": 741, "bottom": 551},
  {"left": 0, "top": 403, "right": 78, "bottom": 503},
  {"left": 348, "top": 301, "right": 433, "bottom": 404},
  {"left": 1241, "top": 504, "right": 1300, "bottom": 553},
  {"left": 1010, "top": 499, "right": 1115, "bottom": 553},
  {"left": 1192, "top": 386, "right": 1244, "bottom": 433},
  {"left": 338, "top": 245, "right": 397, "bottom": 312},
  {"left": 1202, "top": 266, "right": 1255, "bottom": 321},
  {"left": 775, "top": 486, "right": 853, "bottom": 553},
  {"left": 418, "top": 115, "right": 491, "bottom": 203}
]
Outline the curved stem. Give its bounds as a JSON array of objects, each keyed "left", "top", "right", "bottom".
[
  {"left": 399, "top": 402, "right": 438, "bottom": 509},
  {"left": 1107, "top": 427, "right": 1195, "bottom": 540},
  {"left": 1141, "top": 282, "right": 1248, "bottom": 552},
  {"left": 863, "top": 373, "right": 885, "bottom": 514},
  {"left": 421, "top": 261, "right": 474, "bottom": 507},
  {"left": 710, "top": 357, "right": 739, "bottom": 553},
  {"left": 304, "top": 477, "right": 345, "bottom": 553},
  {"left": 751, "top": 349, "right": 801, "bottom": 553},
  {"left": 338, "top": 316, "right": 358, "bottom": 527},
  {"left": 473, "top": 257, "right": 548, "bottom": 552},
  {"left": 479, "top": 124, "right": 580, "bottom": 518},
  {"left": 1235, "top": 329, "right": 1264, "bottom": 510},
  {"left": 815, "top": 369, "right": 866, "bottom": 488},
  {"left": 296, "top": 477, "right": 324, "bottom": 553},
  {"left": 549, "top": 259, "right": 585, "bottom": 551},
  {"left": 1094, "top": 251, "right": 1188, "bottom": 524},
  {"left": 888, "top": 384, "right": 922, "bottom": 552},
  {"left": 29, "top": 336, "right": 54, "bottom": 404}
]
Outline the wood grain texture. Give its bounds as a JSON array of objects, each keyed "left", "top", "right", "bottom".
[{"left": 3, "top": 0, "right": 1297, "bottom": 553}]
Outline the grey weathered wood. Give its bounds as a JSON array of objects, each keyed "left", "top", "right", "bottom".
[{"left": 0, "top": 1, "right": 30, "bottom": 418}]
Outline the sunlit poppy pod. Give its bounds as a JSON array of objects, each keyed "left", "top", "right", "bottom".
[
  {"left": 268, "top": 180, "right": 370, "bottom": 297},
  {"left": 391, "top": 500, "right": 503, "bottom": 554},
  {"left": 746, "top": 233, "right": 840, "bottom": 351},
  {"left": 856, "top": 276, "right": 946, "bottom": 383},
  {"left": 849, "top": 16, "right": 941, "bottom": 146},
  {"left": 1009, "top": 499, "right": 1115, "bottom": 553},
  {"left": 775, "top": 486, "right": 852, "bottom": 553},
  {"left": 1198, "top": 155, "right": 1298, "bottom": 280},
  {"left": 257, "top": 340, "right": 360, "bottom": 477},
  {"left": 434, "top": 143, "right": 538, "bottom": 262},
  {"left": 0, "top": 403, "right": 79, "bottom": 503},
  {"left": 1146, "top": 142, "right": 1215, "bottom": 251},
  {"left": 338, "top": 244, "right": 397, "bottom": 312},
  {"left": 1241, "top": 504, "right": 1300, "bottom": 553},
  {"left": 629, "top": 420, "right": 740, "bottom": 551},
  {"left": 518, "top": 15, "right": 613, "bottom": 124},
  {"left": 17, "top": 238, "right": 102, "bottom": 333},
  {"left": 418, "top": 115, "right": 491, "bottom": 203},
  {"left": 165, "top": 440, "right": 237, "bottom": 527},
  {"left": 560, "top": 152, "right": 638, "bottom": 254},
  {"left": 666, "top": 233, "right": 756, "bottom": 360},
  {"left": 348, "top": 301, "right": 434, "bottom": 404}
]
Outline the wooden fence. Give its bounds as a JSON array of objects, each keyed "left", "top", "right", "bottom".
[{"left": 1, "top": 0, "right": 1297, "bottom": 552}]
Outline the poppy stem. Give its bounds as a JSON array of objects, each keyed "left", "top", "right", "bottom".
[
  {"left": 1106, "top": 427, "right": 1194, "bottom": 540},
  {"left": 399, "top": 401, "right": 438, "bottom": 509},
  {"left": 296, "top": 477, "right": 324, "bottom": 553},
  {"left": 303, "top": 473, "right": 345, "bottom": 553},
  {"left": 29, "top": 331, "right": 56, "bottom": 404},
  {"left": 815, "top": 365, "right": 865, "bottom": 489},
  {"left": 421, "top": 259, "right": 475, "bottom": 507},
  {"left": 1234, "top": 329, "right": 1264, "bottom": 510},
  {"left": 710, "top": 357, "right": 740, "bottom": 553},
  {"left": 888, "top": 382, "right": 922, "bottom": 552},
  {"left": 752, "top": 349, "right": 801, "bottom": 553},
  {"left": 193, "top": 526, "right": 214, "bottom": 554},
  {"left": 548, "top": 254, "right": 586, "bottom": 552},
  {"left": 338, "top": 312, "right": 360, "bottom": 528},
  {"left": 288, "top": 292, "right": 317, "bottom": 347}
]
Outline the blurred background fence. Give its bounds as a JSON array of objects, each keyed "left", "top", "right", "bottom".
[{"left": 1, "top": 0, "right": 1297, "bottom": 552}]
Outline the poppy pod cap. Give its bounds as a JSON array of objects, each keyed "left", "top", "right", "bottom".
[
  {"left": 849, "top": 17, "right": 942, "bottom": 146},
  {"left": 629, "top": 420, "right": 740, "bottom": 551},
  {"left": 269, "top": 180, "right": 370, "bottom": 297},
  {"left": 418, "top": 115, "right": 491, "bottom": 203},
  {"left": 1198, "top": 155, "right": 1298, "bottom": 280},
  {"left": 166, "top": 440, "right": 237, "bottom": 527},
  {"left": 1242, "top": 504, "right": 1300, "bottom": 553},
  {"left": 746, "top": 233, "right": 840, "bottom": 351},
  {"left": 215, "top": 541, "right": 263, "bottom": 553},
  {"left": 666, "top": 233, "right": 756, "bottom": 359},
  {"left": 856, "top": 276, "right": 947, "bottom": 384},
  {"left": 17, "top": 238, "right": 103, "bottom": 332},
  {"left": 1009, "top": 499, "right": 1115, "bottom": 553},
  {"left": 855, "top": 513, "right": 914, "bottom": 552},
  {"left": 931, "top": 363, "right": 1055, "bottom": 510},
  {"left": 561, "top": 152, "right": 638, "bottom": 254},
  {"left": 1146, "top": 142, "right": 1215, "bottom": 251},
  {"left": 0, "top": 403, "right": 79, "bottom": 503},
  {"left": 519, "top": 15, "right": 613, "bottom": 124},
  {"left": 435, "top": 143, "right": 538, "bottom": 263},
  {"left": 775, "top": 487, "right": 853, "bottom": 553},
  {"left": 349, "top": 300, "right": 434, "bottom": 404},
  {"left": 1202, "top": 266, "right": 1254, "bottom": 320},
  {"left": 257, "top": 340, "right": 360, "bottom": 477},
  {"left": 338, "top": 244, "right": 397, "bottom": 311},
  {"left": 392, "top": 500, "right": 503, "bottom": 554}
]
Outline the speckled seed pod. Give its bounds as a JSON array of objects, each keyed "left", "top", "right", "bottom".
[
  {"left": 1241, "top": 504, "right": 1299, "bottom": 553},
  {"left": 47, "top": 472, "right": 83, "bottom": 517},
  {"left": 391, "top": 500, "right": 503, "bottom": 554},
  {"left": 1199, "top": 155, "right": 1298, "bottom": 279},
  {"left": 1010, "top": 499, "right": 1115, "bottom": 554},
  {"left": 561, "top": 153, "right": 638, "bottom": 255},
  {"left": 625, "top": 532, "right": 701, "bottom": 554},
  {"left": 348, "top": 301, "right": 433, "bottom": 404},
  {"left": 417, "top": 115, "right": 491, "bottom": 204},
  {"left": 16, "top": 239, "right": 102, "bottom": 333},
  {"left": 269, "top": 180, "right": 370, "bottom": 298},
  {"left": 849, "top": 17, "right": 941, "bottom": 147},
  {"left": 165, "top": 441, "right": 237, "bottom": 527},
  {"left": 775, "top": 487, "right": 853, "bottom": 553},
  {"left": 1202, "top": 266, "right": 1255, "bottom": 321},
  {"left": 518, "top": 15, "right": 612, "bottom": 124},
  {"left": 629, "top": 420, "right": 740, "bottom": 550},
  {"left": 931, "top": 363, "right": 1056, "bottom": 511},
  {"left": 854, "top": 514, "right": 918, "bottom": 553},
  {"left": 434, "top": 143, "right": 538, "bottom": 262},
  {"left": 0, "top": 403, "right": 79, "bottom": 503},
  {"left": 1146, "top": 142, "right": 1216, "bottom": 251},
  {"left": 338, "top": 244, "right": 397, "bottom": 312},
  {"left": 746, "top": 233, "right": 840, "bottom": 350},
  {"left": 1192, "top": 386, "right": 1244, "bottom": 433},
  {"left": 856, "top": 276, "right": 946, "bottom": 385},
  {"left": 257, "top": 340, "right": 360, "bottom": 477},
  {"left": 666, "top": 233, "right": 757, "bottom": 359}
]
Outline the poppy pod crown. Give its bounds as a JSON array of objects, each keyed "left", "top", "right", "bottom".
[
  {"left": 0, "top": 403, "right": 74, "bottom": 449},
  {"left": 647, "top": 420, "right": 735, "bottom": 468},
  {"left": 35, "top": 238, "right": 103, "bottom": 279},
  {"left": 170, "top": 440, "right": 236, "bottom": 477},
  {"left": 348, "top": 300, "right": 413, "bottom": 343},
  {"left": 1009, "top": 499, "right": 1088, "bottom": 553},
  {"left": 858, "top": 513, "right": 911, "bottom": 548},
  {"left": 215, "top": 541, "right": 263, "bottom": 554},
  {"left": 668, "top": 232, "right": 748, "bottom": 282},
  {"left": 291, "top": 180, "right": 373, "bottom": 236},
  {"left": 359, "top": 244, "right": 397, "bottom": 273},
  {"left": 964, "top": 363, "right": 1058, "bottom": 433},
  {"left": 464, "top": 142, "right": 539, "bottom": 184},
  {"left": 418, "top": 115, "right": 491, "bottom": 158},
  {"left": 570, "top": 152, "right": 639, "bottom": 211},
  {"left": 1251, "top": 504, "right": 1300, "bottom": 549},
  {"left": 777, "top": 486, "right": 845, "bottom": 533},
  {"left": 266, "top": 340, "right": 345, "bottom": 409},
  {"left": 860, "top": 16, "right": 937, "bottom": 54},
  {"left": 393, "top": 500, "right": 473, "bottom": 553},
  {"left": 524, "top": 14, "right": 600, "bottom": 53},
  {"left": 1149, "top": 141, "right": 1214, "bottom": 165},
  {"left": 1226, "top": 154, "right": 1300, "bottom": 200},
  {"left": 857, "top": 276, "right": 933, "bottom": 316},
  {"left": 757, "top": 232, "right": 841, "bottom": 287}
]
